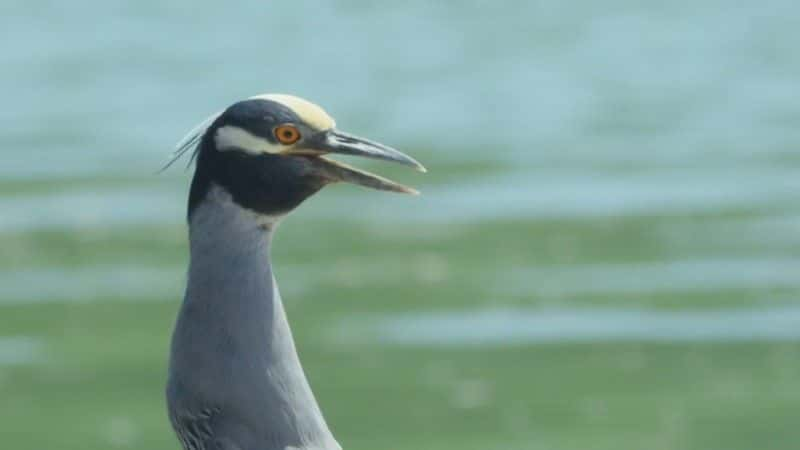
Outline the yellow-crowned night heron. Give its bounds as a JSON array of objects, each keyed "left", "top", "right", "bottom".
[{"left": 166, "top": 94, "right": 424, "bottom": 450}]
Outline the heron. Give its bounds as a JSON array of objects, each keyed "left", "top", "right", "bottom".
[{"left": 165, "top": 94, "right": 425, "bottom": 450}]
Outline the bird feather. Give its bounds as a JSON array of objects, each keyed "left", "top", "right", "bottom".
[{"left": 160, "top": 110, "right": 223, "bottom": 172}]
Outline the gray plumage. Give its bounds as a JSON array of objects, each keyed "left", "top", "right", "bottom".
[
  {"left": 165, "top": 94, "right": 423, "bottom": 450},
  {"left": 167, "top": 186, "right": 340, "bottom": 450}
]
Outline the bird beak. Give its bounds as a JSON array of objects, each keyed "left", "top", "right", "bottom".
[{"left": 285, "top": 129, "right": 426, "bottom": 195}]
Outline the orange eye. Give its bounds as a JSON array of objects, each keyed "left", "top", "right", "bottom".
[{"left": 274, "top": 125, "right": 301, "bottom": 145}]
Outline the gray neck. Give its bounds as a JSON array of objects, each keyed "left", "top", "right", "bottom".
[{"left": 170, "top": 185, "right": 339, "bottom": 450}]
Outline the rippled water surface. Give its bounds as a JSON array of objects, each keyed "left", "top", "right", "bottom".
[{"left": 2, "top": 2, "right": 799, "bottom": 450}]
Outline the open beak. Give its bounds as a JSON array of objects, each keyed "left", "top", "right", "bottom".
[{"left": 285, "top": 129, "right": 426, "bottom": 195}]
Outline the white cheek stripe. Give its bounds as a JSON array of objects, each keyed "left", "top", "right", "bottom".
[{"left": 214, "top": 125, "right": 283, "bottom": 155}]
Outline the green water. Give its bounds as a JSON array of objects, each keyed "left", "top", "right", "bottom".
[{"left": 2, "top": 1, "right": 800, "bottom": 449}]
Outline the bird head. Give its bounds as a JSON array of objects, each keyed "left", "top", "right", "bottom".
[{"left": 179, "top": 94, "right": 425, "bottom": 218}]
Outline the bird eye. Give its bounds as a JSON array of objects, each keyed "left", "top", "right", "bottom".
[{"left": 274, "top": 125, "right": 301, "bottom": 145}]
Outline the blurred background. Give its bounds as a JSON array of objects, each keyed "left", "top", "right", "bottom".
[{"left": 2, "top": 1, "right": 799, "bottom": 449}]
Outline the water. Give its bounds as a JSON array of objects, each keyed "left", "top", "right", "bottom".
[
  {"left": 502, "top": 258, "right": 800, "bottom": 297},
  {"left": 1, "top": 0, "right": 798, "bottom": 334},
  {"left": 5, "top": 166, "right": 800, "bottom": 232},
  {"left": 3, "top": 1, "right": 799, "bottom": 178},
  {"left": 366, "top": 305, "right": 800, "bottom": 345},
  {"left": 3, "top": 2, "right": 800, "bottom": 449},
  {"left": 0, "top": 265, "right": 181, "bottom": 304},
  {"left": 0, "top": 337, "right": 43, "bottom": 366}
]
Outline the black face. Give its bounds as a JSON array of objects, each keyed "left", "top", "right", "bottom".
[
  {"left": 182, "top": 96, "right": 425, "bottom": 221},
  {"left": 187, "top": 99, "right": 328, "bottom": 218}
]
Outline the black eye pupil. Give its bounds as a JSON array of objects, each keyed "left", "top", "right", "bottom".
[{"left": 276, "top": 126, "right": 299, "bottom": 143}]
